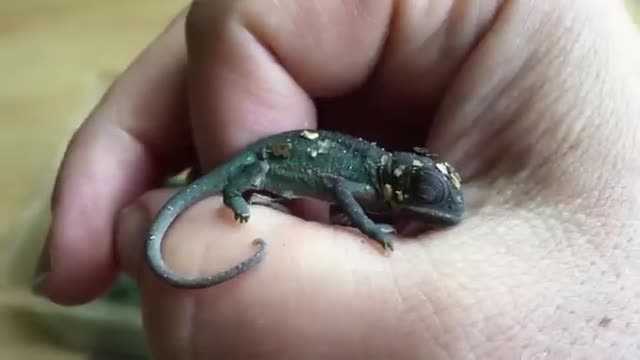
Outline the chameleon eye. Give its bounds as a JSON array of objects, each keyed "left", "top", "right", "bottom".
[{"left": 413, "top": 171, "right": 448, "bottom": 204}]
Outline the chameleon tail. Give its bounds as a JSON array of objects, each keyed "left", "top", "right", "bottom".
[{"left": 145, "top": 163, "right": 267, "bottom": 289}]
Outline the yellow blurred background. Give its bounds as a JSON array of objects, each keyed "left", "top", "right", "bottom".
[
  {"left": 0, "top": 1, "right": 188, "bottom": 359},
  {"left": 0, "top": 1, "right": 638, "bottom": 359}
]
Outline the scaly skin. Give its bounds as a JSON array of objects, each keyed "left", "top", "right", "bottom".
[{"left": 145, "top": 129, "right": 465, "bottom": 289}]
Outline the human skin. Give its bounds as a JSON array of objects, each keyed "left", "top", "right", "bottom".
[{"left": 35, "top": 0, "right": 640, "bottom": 359}]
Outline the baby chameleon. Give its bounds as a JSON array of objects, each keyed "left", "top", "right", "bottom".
[{"left": 145, "top": 130, "right": 464, "bottom": 289}]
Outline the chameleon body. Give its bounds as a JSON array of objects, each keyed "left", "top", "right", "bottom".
[{"left": 146, "top": 129, "right": 464, "bottom": 289}]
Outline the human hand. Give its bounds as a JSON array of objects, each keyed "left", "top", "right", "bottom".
[{"left": 36, "top": 0, "right": 640, "bottom": 359}]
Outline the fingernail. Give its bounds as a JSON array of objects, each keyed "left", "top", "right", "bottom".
[
  {"left": 32, "top": 229, "right": 52, "bottom": 295},
  {"left": 116, "top": 204, "right": 149, "bottom": 277}
]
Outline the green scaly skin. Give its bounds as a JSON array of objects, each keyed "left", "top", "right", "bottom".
[{"left": 146, "top": 130, "right": 465, "bottom": 289}]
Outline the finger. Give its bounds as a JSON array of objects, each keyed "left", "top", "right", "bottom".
[
  {"left": 37, "top": 10, "right": 192, "bottom": 305},
  {"left": 429, "top": 0, "right": 640, "bottom": 182},
  {"left": 184, "top": 0, "right": 396, "bottom": 167},
  {"left": 184, "top": 0, "right": 505, "bottom": 163},
  {"left": 309, "top": 0, "right": 504, "bottom": 150}
]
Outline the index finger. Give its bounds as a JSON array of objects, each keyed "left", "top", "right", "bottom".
[
  {"left": 36, "top": 11, "right": 192, "bottom": 304},
  {"left": 183, "top": 0, "right": 393, "bottom": 167}
]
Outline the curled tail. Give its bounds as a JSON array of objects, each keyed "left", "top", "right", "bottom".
[{"left": 145, "top": 165, "right": 267, "bottom": 289}]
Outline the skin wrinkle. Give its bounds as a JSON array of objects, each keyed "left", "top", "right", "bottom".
[
  {"left": 116, "top": 67, "right": 190, "bottom": 165},
  {"left": 108, "top": 13, "right": 190, "bottom": 172},
  {"left": 238, "top": 0, "right": 393, "bottom": 96},
  {"left": 461, "top": 80, "right": 528, "bottom": 182},
  {"left": 427, "top": 6, "right": 536, "bottom": 179},
  {"left": 461, "top": 77, "right": 530, "bottom": 181},
  {"left": 227, "top": 25, "right": 316, "bottom": 133},
  {"left": 525, "top": 66, "right": 597, "bottom": 178},
  {"left": 386, "top": 256, "right": 432, "bottom": 352},
  {"left": 529, "top": 218, "right": 632, "bottom": 353},
  {"left": 175, "top": 294, "right": 196, "bottom": 360},
  {"left": 419, "top": 246, "right": 456, "bottom": 325},
  {"left": 416, "top": 212, "right": 573, "bottom": 356},
  {"left": 450, "top": 0, "right": 608, "bottom": 200},
  {"left": 524, "top": 6, "right": 640, "bottom": 198},
  {"left": 405, "top": 248, "right": 473, "bottom": 359},
  {"left": 505, "top": 91, "right": 574, "bottom": 183},
  {"left": 232, "top": 21, "right": 294, "bottom": 92},
  {"left": 515, "top": 208, "right": 583, "bottom": 266},
  {"left": 487, "top": 33, "right": 582, "bottom": 179},
  {"left": 438, "top": 0, "right": 500, "bottom": 83},
  {"left": 189, "top": 231, "right": 215, "bottom": 360},
  {"left": 551, "top": 156, "right": 640, "bottom": 255},
  {"left": 422, "top": 298, "right": 468, "bottom": 359},
  {"left": 107, "top": 124, "right": 169, "bottom": 185},
  {"left": 52, "top": 122, "right": 156, "bottom": 290},
  {"left": 135, "top": 193, "right": 197, "bottom": 360},
  {"left": 469, "top": 323, "right": 520, "bottom": 359},
  {"left": 373, "top": 0, "right": 456, "bottom": 103},
  {"left": 187, "top": 25, "right": 316, "bottom": 166},
  {"left": 115, "top": 205, "right": 146, "bottom": 280},
  {"left": 414, "top": 263, "right": 446, "bottom": 338},
  {"left": 461, "top": 327, "right": 493, "bottom": 360},
  {"left": 341, "top": 255, "right": 369, "bottom": 360}
]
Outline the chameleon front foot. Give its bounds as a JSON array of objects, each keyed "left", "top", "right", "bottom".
[
  {"left": 234, "top": 211, "right": 250, "bottom": 223},
  {"left": 224, "top": 195, "right": 251, "bottom": 223},
  {"left": 366, "top": 224, "right": 396, "bottom": 252},
  {"left": 222, "top": 161, "right": 269, "bottom": 224}
]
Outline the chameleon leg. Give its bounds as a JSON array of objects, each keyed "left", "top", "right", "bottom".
[
  {"left": 332, "top": 180, "right": 396, "bottom": 251},
  {"left": 247, "top": 192, "right": 292, "bottom": 214},
  {"left": 223, "top": 161, "right": 269, "bottom": 223},
  {"left": 329, "top": 204, "right": 352, "bottom": 226}
]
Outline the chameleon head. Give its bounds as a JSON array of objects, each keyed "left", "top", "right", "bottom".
[{"left": 380, "top": 151, "right": 464, "bottom": 225}]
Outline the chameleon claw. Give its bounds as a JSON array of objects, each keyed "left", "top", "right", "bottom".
[
  {"left": 378, "top": 234, "right": 395, "bottom": 252},
  {"left": 383, "top": 240, "right": 395, "bottom": 252},
  {"left": 234, "top": 212, "right": 250, "bottom": 223},
  {"left": 370, "top": 225, "right": 395, "bottom": 252},
  {"left": 373, "top": 237, "right": 394, "bottom": 252}
]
